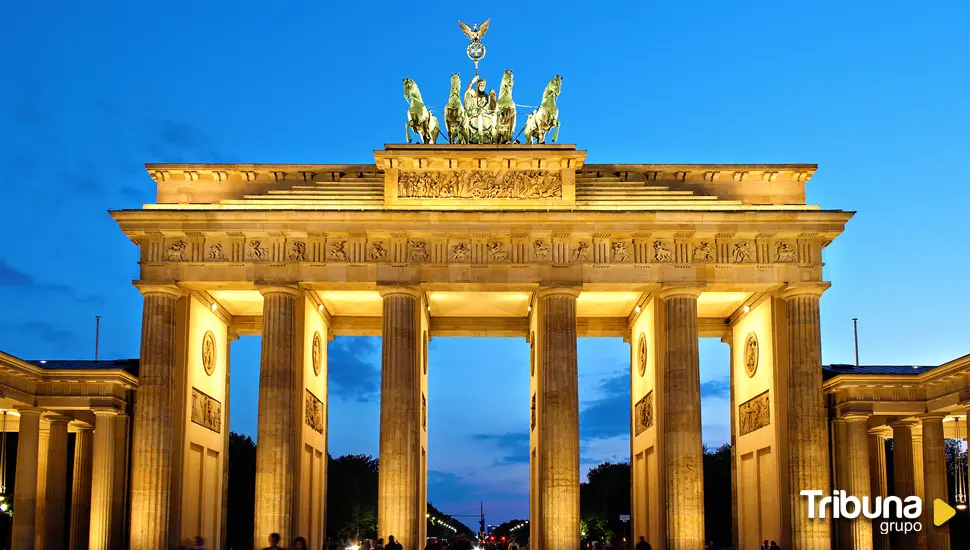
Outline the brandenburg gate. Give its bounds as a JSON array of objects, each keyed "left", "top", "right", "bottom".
[{"left": 109, "top": 144, "right": 853, "bottom": 550}]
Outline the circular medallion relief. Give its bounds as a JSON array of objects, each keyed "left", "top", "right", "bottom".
[
  {"left": 423, "top": 331, "right": 429, "bottom": 375},
  {"left": 530, "top": 332, "right": 536, "bottom": 377},
  {"left": 744, "top": 332, "right": 759, "bottom": 378},
  {"left": 312, "top": 331, "right": 322, "bottom": 376},
  {"left": 201, "top": 330, "right": 216, "bottom": 376},
  {"left": 637, "top": 333, "right": 647, "bottom": 377}
]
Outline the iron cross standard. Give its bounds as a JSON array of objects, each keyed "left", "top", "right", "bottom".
[{"left": 459, "top": 18, "right": 490, "bottom": 76}]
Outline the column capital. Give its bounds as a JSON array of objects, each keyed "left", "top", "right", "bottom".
[
  {"left": 919, "top": 413, "right": 947, "bottom": 422},
  {"left": 842, "top": 412, "right": 871, "bottom": 423},
  {"left": 16, "top": 406, "right": 44, "bottom": 417},
  {"left": 70, "top": 420, "right": 93, "bottom": 431},
  {"left": 133, "top": 282, "right": 184, "bottom": 298},
  {"left": 257, "top": 284, "right": 302, "bottom": 298},
  {"left": 91, "top": 408, "right": 121, "bottom": 418},
  {"left": 44, "top": 414, "right": 72, "bottom": 425},
  {"left": 657, "top": 284, "right": 704, "bottom": 300},
  {"left": 890, "top": 419, "right": 919, "bottom": 431},
  {"left": 868, "top": 425, "right": 891, "bottom": 437},
  {"left": 535, "top": 285, "right": 582, "bottom": 299},
  {"left": 377, "top": 285, "right": 422, "bottom": 299},
  {"left": 779, "top": 282, "right": 831, "bottom": 300}
]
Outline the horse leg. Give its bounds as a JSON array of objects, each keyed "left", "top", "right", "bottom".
[
  {"left": 552, "top": 120, "right": 561, "bottom": 143},
  {"left": 406, "top": 120, "right": 412, "bottom": 144}
]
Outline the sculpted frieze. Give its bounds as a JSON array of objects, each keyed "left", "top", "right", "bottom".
[
  {"left": 739, "top": 391, "right": 770, "bottom": 436},
  {"left": 154, "top": 233, "right": 819, "bottom": 268},
  {"left": 733, "top": 241, "right": 752, "bottom": 263},
  {"left": 398, "top": 170, "right": 562, "bottom": 200},
  {"left": 247, "top": 239, "right": 269, "bottom": 261},
  {"left": 191, "top": 388, "right": 221, "bottom": 433}
]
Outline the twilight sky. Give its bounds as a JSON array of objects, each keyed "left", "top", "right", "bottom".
[{"left": 1, "top": 0, "right": 969, "bottom": 527}]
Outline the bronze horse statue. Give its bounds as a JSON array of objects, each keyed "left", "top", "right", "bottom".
[
  {"left": 444, "top": 73, "right": 469, "bottom": 144},
  {"left": 523, "top": 75, "right": 562, "bottom": 144},
  {"left": 404, "top": 77, "right": 440, "bottom": 144}
]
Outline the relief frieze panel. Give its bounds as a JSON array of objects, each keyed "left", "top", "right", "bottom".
[
  {"left": 151, "top": 232, "right": 823, "bottom": 269},
  {"left": 398, "top": 170, "right": 563, "bottom": 200},
  {"left": 739, "top": 390, "right": 770, "bottom": 436},
  {"left": 634, "top": 391, "right": 654, "bottom": 436},
  {"left": 191, "top": 387, "right": 222, "bottom": 434},
  {"left": 305, "top": 389, "right": 325, "bottom": 435}
]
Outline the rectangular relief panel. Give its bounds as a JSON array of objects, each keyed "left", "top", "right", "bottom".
[
  {"left": 634, "top": 391, "right": 654, "bottom": 436},
  {"left": 739, "top": 390, "right": 770, "bottom": 436},
  {"left": 191, "top": 388, "right": 222, "bottom": 433},
  {"left": 305, "top": 389, "right": 325, "bottom": 435}
]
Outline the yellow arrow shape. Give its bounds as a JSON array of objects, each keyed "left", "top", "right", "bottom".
[{"left": 934, "top": 499, "right": 956, "bottom": 527}]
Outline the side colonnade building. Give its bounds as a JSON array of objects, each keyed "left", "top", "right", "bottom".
[{"left": 0, "top": 144, "right": 965, "bottom": 550}]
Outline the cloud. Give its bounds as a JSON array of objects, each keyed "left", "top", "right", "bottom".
[
  {"left": 11, "top": 321, "right": 77, "bottom": 350},
  {"left": 145, "top": 119, "right": 232, "bottom": 162},
  {"left": 0, "top": 261, "right": 34, "bottom": 286},
  {"left": 471, "top": 432, "right": 531, "bottom": 465},
  {"left": 0, "top": 258, "right": 106, "bottom": 310},
  {"left": 580, "top": 371, "right": 630, "bottom": 439},
  {"left": 328, "top": 337, "right": 381, "bottom": 402},
  {"left": 700, "top": 377, "right": 731, "bottom": 399}
]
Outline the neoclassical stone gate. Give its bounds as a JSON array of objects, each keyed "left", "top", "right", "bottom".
[{"left": 111, "top": 144, "right": 853, "bottom": 550}]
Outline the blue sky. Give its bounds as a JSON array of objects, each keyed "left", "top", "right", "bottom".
[{"left": 1, "top": 0, "right": 968, "bottom": 527}]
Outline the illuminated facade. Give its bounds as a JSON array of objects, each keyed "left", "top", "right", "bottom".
[{"left": 0, "top": 144, "right": 964, "bottom": 550}]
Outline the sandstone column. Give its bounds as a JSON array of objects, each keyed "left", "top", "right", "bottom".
[
  {"left": 838, "top": 413, "right": 872, "bottom": 550},
  {"left": 69, "top": 423, "right": 93, "bottom": 550},
  {"left": 867, "top": 427, "right": 890, "bottom": 550},
  {"left": 12, "top": 408, "right": 43, "bottom": 550},
  {"left": 781, "top": 285, "right": 831, "bottom": 549},
  {"left": 723, "top": 333, "right": 740, "bottom": 550},
  {"left": 90, "top": 409, "right": 119, "bottom": 550},
  {"left": 535, "top": 287, "right": 580, "bottom": 550},
  {"left": 42, "top": 416, "right": 70, "bottom": 550},
  {"left": 913, "top": 429, "right": 927, "bottom": 550},
  {"left": 921, "top": 415, "right": 950, "bottom": 550},
  {"left": 254, "top": 286, "right": 304, "bottom": 546},
  {"left": 129, "top": 285, "right": 182, "bottom": 550},
  {"left": 891, "top": 421, "right": 918, "bottom": 550},
  {"left": 378, "top": 287, "right": 423, "bottom": 550},
  {"left": 659, "top": 287, "right": 705, "bottom": 550},
  {"left": 34, "top": 419, "right": 50, "bottom": 550}
]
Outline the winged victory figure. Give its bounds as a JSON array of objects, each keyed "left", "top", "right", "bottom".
[{"left": 458, "top": 18, "right": 490, "bottom": 41}]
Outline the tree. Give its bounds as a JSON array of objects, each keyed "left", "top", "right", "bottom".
[
  {"left": 327, "top": 454, "right": 379, "bottom": 541},
  {"left": 580, "top": 461, "right": 630, "bottom": 543},
  {"left": 227, "top": 433, "right": 256, "bottom": 550},
  {"left": 702, "top": 444, "right": 732, "bottom": 548}
]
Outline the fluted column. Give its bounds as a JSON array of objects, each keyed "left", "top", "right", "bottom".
[
  {"left": 922, "top": 415, "right": 950, "bottom": 550},
  {"left": 378, "top": 287, "right": 423, "bottom": 550},
  {"left": 723, "top": 333, "right": 739, "bottom": 550},
  {"left": 891, "top": 421, "right": 918, "bottom": 550},
  {"left": 254, "top": 286, "right": 303, "bottom": 546},
  {"left": 69, "top": 423, "right": 93, "bottom": 550},
  {"left": 40, "top": 416, "right": 70, "bottom": 550},
  {"left": 838, "top": 413, "right": 872, "bottom": 550},
  {"left": 659, "top": 287, "right": 705, "bottom": 549},
  {"left": 89, "top": 409, "right": 119, "bottom": 550},
  {"left": 129, "top": 286, "right": 182, "bottom": 550},
  {"left": 781, "top": 284, "right": 831, "bottom": 550},
  {"left": 536, "top": 287, "right": 580, "bottom": 550},
  {"left": 867, "top": 427, "right": 890, "bottom": 550},
  {"left": 34, "top": 420, "right": 49, "bottom": 550},
  {"left": 12, "top": 408, "right": 43, "bottom": 550},
  {"left": 913, "top": 429, "right": 927, "bottom": 550}
]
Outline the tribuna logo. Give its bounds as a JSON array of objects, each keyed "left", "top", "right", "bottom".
[
  {"left": 801, "top": 490, "right": 923, "bottom": 534},
  {"left": 801, "top": 490, "right": 922, "bottom": 519}
]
